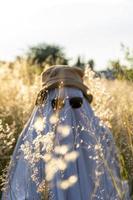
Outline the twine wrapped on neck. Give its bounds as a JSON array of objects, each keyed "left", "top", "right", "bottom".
[{"left": 35, "top": 65, "right": 93, "bottom": 105}]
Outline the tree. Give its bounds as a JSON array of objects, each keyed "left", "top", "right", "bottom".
[
  {"left": 26, "top": 43, "right": 68, "bottom": 67},
  {"left": 121, "top": 43, "right": 133, "bottom": 68},
  {"left": 109, "top": 45, "right": 133, "bottom": 81},
  {"left": 109, "top": 60, "right": 124, "bottom": 79},
  {"left": 87, "top": 59, "right": 95, "bottom": 71},
  {"left": 74, "top": 56, "right": 85, "bottom": 69}
]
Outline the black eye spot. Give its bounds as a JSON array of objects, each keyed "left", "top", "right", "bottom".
[
  {"left": 69, "top": 97, "right": 83, "bottom": 109},
  {"left": 51, "top": 98, "right": 57, "bottom": 110}
]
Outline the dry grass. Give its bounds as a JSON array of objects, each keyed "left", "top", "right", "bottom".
[
  {"left": 0, "top": 61, "right": 132, "bottom": 195},
  {"left": 104, "top": 80, "right": 133, "bottom": 182},
  {"left": 0, "top": 60, "right": 40, "bottom": 191}
]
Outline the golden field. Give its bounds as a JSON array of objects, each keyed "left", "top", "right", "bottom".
[{"left": 0, "top": 60, "right": 133, "bottom": 196}]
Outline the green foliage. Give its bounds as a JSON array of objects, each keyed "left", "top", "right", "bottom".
[
  {"left": 109, "top": 45, "right": 133, "bottom": 81},
  {"left": 26, "top": 43, "right": 68, "bottom": 67},
  {"left": 109, "top": 60, "right": 125, "bottom": 80},
  {"left": 74, "top": 56, "right": 85, "bottom": 69},
  {"left": 123, "top": 68, "right": 133, "bottom": 81},
  {"left": 109, "top": 61, "right": 133, "bottom": 81},
  {"left": 87, "top": 59, "right": 95, "bottom": 71},
  {"left": 121, "top": 43, "right": 133, "bottom": 68}
]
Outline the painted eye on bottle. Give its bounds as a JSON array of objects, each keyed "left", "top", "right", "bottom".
[{"left": 69, "top": 97, "right": 83, "bottom": 109}]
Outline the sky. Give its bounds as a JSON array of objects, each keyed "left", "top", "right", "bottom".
[{"left": 0, "top": 0, "right": 133, "bottom": 70}]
